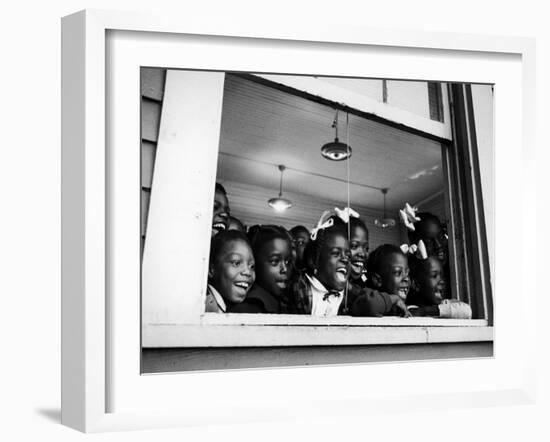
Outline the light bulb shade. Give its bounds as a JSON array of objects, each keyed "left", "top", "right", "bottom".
[
  {"left": 268, "top": 197, "right": 293, "bottom": 212},
  {"left": 320, "top": 138, "right": 352, "bottom": 161},
  {"left": 374, "top": 218, "right": 396, "bottom": 228}
]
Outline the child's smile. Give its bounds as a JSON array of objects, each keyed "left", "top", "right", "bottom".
[
  {"left": 212, "top": 189, "right": 230, "bottom": 236},
  {"left": 397, "top": 285, "right": 409, "bottom": 301},
  {"left": 233, "top": 279, "right": 252, "bottom": 294},
  {"left": 350, "top": 259, "right": 364, "bottom": 275},
  {"left": 335, "top": 266, "right": 349, "bottom": 284}
]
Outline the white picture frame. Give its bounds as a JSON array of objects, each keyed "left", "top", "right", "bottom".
[{"left": 61, "top": 9, "right": 537, "bottom": 433}]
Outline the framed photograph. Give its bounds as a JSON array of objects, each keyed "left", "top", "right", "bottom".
[{"left": 61, "top": 9, "right": 536, "bottom": 432}]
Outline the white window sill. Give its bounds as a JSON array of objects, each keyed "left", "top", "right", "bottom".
[
  {"left": 200, "top": 313, "right": 487, "bottom": 327},
  {"left": 142, "top": 314, "right": 492, "bottom": 348}
]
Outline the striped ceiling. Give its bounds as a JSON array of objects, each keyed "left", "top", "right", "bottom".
[{"left": 216, "top": 74, "right": 444, "bottom": 212}]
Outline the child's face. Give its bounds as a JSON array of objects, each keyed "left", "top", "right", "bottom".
[
  {"left": 255, "top": 238, "right": 292, "bottom": 298},
  {"left": 378, "top": 252, "right": 410, "bottom": 300},
  {"left": 416, "top": 218, "right": 447, "bottom": 264},
  {"left": 212, "top": 189, "right": 230, "bottom": 237},
  {"left": 349, "top": 225, "right": 369, "bottom": 280},
  {"left": 210, "top": 239, "right": 255, "bottom": 305},
  {"left": 316, "top": 232, "right": 350, "bottom": 291},
  {"left": 414, "top": 257, "right": 445, "bottom": 305},
  {"left": 292, "top": 229, "right": 310, "bottom": 268}
]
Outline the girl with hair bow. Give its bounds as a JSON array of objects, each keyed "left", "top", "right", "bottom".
[
  {"left": 288, "top": 208, "right": 410, "bottom": 317},
  {"left": 406, "top": 254, "right": 472, "bottom": 319},
  {"left": 288, "top": 209, "right": 351, "bottom": 316}
]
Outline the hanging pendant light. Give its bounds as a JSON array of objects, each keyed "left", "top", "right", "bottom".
[
  {"left": 374, "top": 188, "right": 396, "bottom": 228},
  {"left": 320, "top": 110, "right": 352, "bottom": 161},
  {"left": 268, "top": 165, "right": 293, "bottom": 212}
]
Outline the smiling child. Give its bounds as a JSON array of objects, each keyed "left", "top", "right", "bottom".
[
  {"left": 347, "top": 218, "right": 369, "bottom": 282},
  {"left": 329, "top": 217, "right": 369, "bottom": 314},
  {"left": 206, "top": 230, "right": 255, "bottom": 313},
  {"left": 407, "top": 255, "right": 472, "bottom": 318},
  {"left": 211, "top": 183, "right": 230, "bottom": 237},
  {"left": 230, "top": 225, "right": 293, "bottom": 314},
  {"left": 350, "top": 244, "right": 411, "bottom": 317},
  {"left": 289, "top": 222, "right": 350, "bottom": 316},
  {"left": 366, "top": 244, "right": 411, "bottom": 301}
]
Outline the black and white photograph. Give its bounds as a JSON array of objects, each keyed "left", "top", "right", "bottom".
[{"left": 140, "top": 68, "right": 494, "bottom": 373}]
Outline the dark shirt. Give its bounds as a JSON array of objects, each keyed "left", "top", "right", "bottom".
[
  {"left": 339, "top": 278, "right": 366, "bottom": 315},
  {"left": 350, "top": 286, "right": 395, "bottom": 317},
  {"left": 229, "top": 284, "right": 281, "bottom": 314}
]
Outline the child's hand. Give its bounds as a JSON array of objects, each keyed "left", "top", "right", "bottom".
[{"left": 389, "top": 295, "right": 412, "bottom": 317}]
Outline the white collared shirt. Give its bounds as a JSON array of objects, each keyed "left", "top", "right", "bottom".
[
  {"left": 305, "top": 274, "right": 344, "bottom": 317},
  {"left": 206, "top": 284, "right": 227, "bottom": 313}
]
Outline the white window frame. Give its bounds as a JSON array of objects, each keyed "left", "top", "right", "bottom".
[{"left": 140, "top": 68, "right": 493, "bottom": 348}]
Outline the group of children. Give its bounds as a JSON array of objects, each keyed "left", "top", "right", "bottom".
[{"left": 206, "top": 183, "right": 471, "bottom": 319}]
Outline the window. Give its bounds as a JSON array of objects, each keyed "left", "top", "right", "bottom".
[{"left": 140, "top": 68, "right": 493, "bottom": 354}]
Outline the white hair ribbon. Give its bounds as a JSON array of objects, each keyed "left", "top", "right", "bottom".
[
  {"left": 416, "top": 239, "right": 428, "bottom": 259},
  {"left": 400, "top": 243, "right": 418, "bottom": 254},
  {"left": 334, "top": 206, "right": 359, "bottom": 224},
  {"left": 310, "top": 210, "right": 334, "bottom": 240},
  {"left": 405, "top": 203, "right": 420, "bottom": 221},
  {"left": 399, "top": 202, "right": 421, "bottom": 231},
  {"left": 400, "top": 240, "right": 428, "bottom": 260}
]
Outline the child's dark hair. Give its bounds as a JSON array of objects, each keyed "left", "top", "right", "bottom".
[
  {"left": 331, "top": 216, "right": 369, "bottom": 242},
  {"left": 215, "top": 182, "right": 227, "bottom": 196},
  {"left": 407, "top": 253, "right": 430, "bottom": 279},
  {"left": 366, "top": 244, "right": 405, "bottom": 286},
  {"left": 289, "top": 225, "right": 309, "bottom": 237},
  {"left": 209, "top": 229, "right": 250, "bottom": 267},
  {"left": 228, "top": 215, "right": 246, "bottom": 233},
  {"left": 408, "top": 212, "right": 441, "bottom": 242},
  {"left": 247, "top": 225, "right": 292, "bottom": 255},
  {"left": 303, "top": 222, "right": 349, "bottom": 275}
]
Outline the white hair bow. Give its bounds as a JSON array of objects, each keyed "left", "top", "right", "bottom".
[
  {"left": 310, "top": 210, "right": 334, "bottom": 240},
  {"left": 399, "top": 202, "right": 421, "bottom": 231},
  {"left": 334, "top": 206, "right": 359, "bottom": 224},
  {"left": 400, "top": 239, "right": 428, "bottom": 259}
]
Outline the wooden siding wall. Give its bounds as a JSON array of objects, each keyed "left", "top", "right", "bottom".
[{"left": 140, "top": 68, "right": 166, "bottom": 241}]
